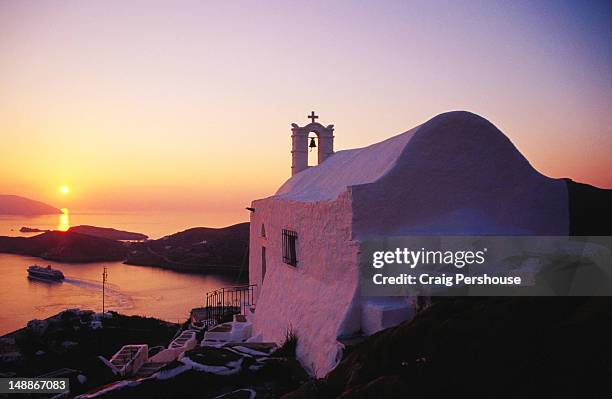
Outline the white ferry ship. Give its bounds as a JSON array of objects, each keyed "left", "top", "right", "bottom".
[{"left": 27, "top": 265, "right": 65, "bottom": 281}]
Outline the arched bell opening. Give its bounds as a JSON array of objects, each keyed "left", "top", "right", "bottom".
[{"left": 307, "top": 131, "right": 320, "bottom": 167}]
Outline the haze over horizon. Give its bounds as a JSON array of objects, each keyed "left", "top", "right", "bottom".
[{"left": 1, "top": 0, "right": 610, "bottom": 222}]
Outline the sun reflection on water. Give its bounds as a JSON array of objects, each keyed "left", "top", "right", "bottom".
[{"left": 58, "top": 208, "right": 70, "bottom": 231}]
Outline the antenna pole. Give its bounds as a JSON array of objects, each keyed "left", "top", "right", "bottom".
[{"left": 102, "top": 267, "right": 108, "bottom": 313}]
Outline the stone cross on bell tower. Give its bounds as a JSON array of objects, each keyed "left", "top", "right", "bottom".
[
  {"left": 291, "top": 112, "right": 335, "bottom": 176},
  {"left": 307, "top": 111, "right": 318, "bottom": 123}
]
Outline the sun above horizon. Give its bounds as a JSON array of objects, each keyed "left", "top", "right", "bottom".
[{"left": 59, "top": 185, "right": 70, "bottom": 195}]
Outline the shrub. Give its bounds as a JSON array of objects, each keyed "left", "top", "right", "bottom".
[{"left": 275, "top": 327, "right": 297, "bottom": 358}]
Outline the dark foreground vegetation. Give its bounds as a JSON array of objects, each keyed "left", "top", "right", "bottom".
[{"left": 0, "top": 310, "right": 178, "bottom": 393}]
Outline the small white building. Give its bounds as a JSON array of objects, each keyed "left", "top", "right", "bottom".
[{"left": 248, "top": 111, "right": 569, "bottom": 376}]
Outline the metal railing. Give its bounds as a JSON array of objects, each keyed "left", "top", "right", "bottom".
[{"left": 203, "top": 284, "right": 256, "bottom": 327}]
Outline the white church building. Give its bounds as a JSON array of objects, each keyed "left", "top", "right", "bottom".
[{"left": 247, "top": 110, "right": 569, "bottom": 376}]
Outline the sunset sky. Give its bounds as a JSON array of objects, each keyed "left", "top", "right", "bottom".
[{"left": 1, "top": 1, "right": 610, "bottom": 223}]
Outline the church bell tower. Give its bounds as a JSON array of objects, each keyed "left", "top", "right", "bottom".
[{"left": 291, "top": 111, "right": 335, "bottom": 176}]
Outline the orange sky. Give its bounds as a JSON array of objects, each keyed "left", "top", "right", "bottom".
[{"left": 1, "top": 1, "right": 610, "bottom": 223}]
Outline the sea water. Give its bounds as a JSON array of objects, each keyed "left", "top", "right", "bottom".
[{"left": 0, "top": 210, "right": 246, "bottom": 335}]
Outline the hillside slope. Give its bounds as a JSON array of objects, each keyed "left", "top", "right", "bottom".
[{"left": 125, "top": 222, "right": 249, "bottom": 276}]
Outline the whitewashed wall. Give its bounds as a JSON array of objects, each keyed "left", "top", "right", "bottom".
[{"left": 249, "top": 191, "right": 361, "bottom": 377}]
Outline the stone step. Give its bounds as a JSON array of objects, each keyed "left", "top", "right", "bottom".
[{"left": 135, "top": 362, "right": 167, "bottom": 376}]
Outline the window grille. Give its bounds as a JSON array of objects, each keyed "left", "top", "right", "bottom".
[{"left": 282, "top": 229, "right": 298, "bottom": 266}]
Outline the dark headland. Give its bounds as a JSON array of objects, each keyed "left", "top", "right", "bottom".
[{"left": 0, "top": 231, "right": 128, "bottom": 262}]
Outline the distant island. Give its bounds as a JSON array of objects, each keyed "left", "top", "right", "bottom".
[
  {"left": 19, "top": 227, "right": 50, "bottom": 233},
  {"left": 0, "top": 195, "right": 61, "bottom": 215},
  {"left": 68, "top": 225, "right": 148, "bottom": 241},
  {"left": 19, "top": 225, "right": 148, "bottom": 241}
]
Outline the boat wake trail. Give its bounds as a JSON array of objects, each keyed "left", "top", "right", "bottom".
[{"left": 63, "top": 277, "right": 134, "bottom": 310}]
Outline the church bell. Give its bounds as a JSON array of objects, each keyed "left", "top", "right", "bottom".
[{"left": 309, "top": 137, "right": 317, "bottom": 151}]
